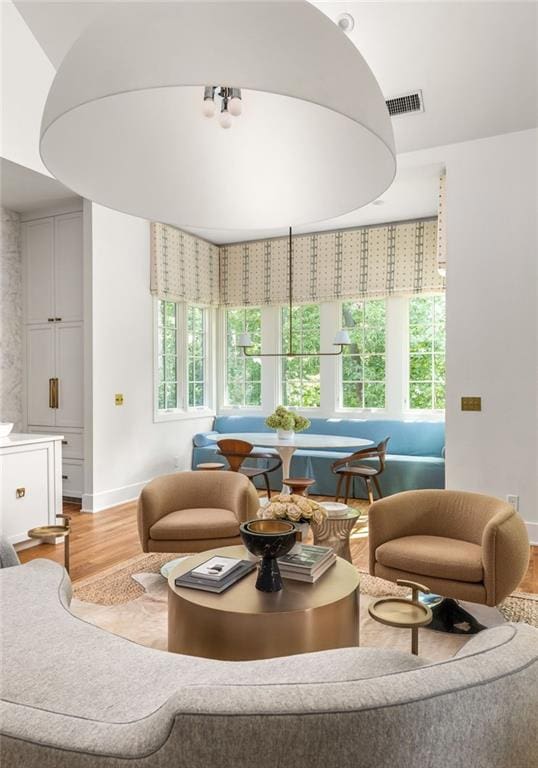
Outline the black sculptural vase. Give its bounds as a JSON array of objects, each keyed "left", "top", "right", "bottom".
[{"left": 240, "top": 519, "right": 297, "bottom": 592}]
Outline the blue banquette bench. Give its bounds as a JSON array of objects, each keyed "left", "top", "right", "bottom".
[{"left": 192, "top": 416, "right": 445, "bottom": 499}]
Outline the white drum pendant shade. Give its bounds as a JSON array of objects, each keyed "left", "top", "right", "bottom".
[{"left": 40, "top": 1, "right": 396, "bottom": 231}]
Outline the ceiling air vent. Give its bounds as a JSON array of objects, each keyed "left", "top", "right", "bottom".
[{"left": 386, "top": 90, "right": 424, "bottom": 117}]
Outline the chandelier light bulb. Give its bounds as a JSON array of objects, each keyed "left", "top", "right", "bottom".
[
  {"left": 228, "top": 96, "right": 242, "bottom": 116},
  {"left": 202, "top": 98, "right": 216, "bottom": 118},
  {"left": 219, "top": 109, "right": 232, "bottom": 129}
]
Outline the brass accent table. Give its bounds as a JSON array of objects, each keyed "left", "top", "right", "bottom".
[
  {"left": 168, "top": 545, "right": 360, "bottom": 660},
  {"left": 312, "top": 508, "right": 363, "bottom": 562},
  {"left": 368, "top": 580, "right": 432, "bottom": 655},
  {"left": 27, "top": 514, "right": 71, "bottom": 573}
]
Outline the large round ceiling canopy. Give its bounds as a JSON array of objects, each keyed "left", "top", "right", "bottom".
[{"left": 40, "top": 2, "right": 396, "bottom": 231}]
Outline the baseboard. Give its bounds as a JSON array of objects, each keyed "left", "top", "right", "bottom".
[
  {"left": 81, "top": 481, "right": 149, "bottom": 513},
  {"left": 526, "top": 522, "right": 538, "bottom": 546}
]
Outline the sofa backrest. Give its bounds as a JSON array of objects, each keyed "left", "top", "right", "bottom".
[{"left": 213, "top": 416, "right": 445, "bottom": 457}]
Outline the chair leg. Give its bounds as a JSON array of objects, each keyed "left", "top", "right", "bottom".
[
  {"left": 344, "top": 475, "right": 351, "bottom": 505},
  {"left": 263, "top": 473, "right": 271, "bottom": 500},
  {"left": 373, "top": 475, "right": 383, "bottom": 499},
  {"left": 335, "top": 474, "right": 343, "bottom": 503},
  {"left": 365, "top": 478, "right": 374, "bottom": 505}
]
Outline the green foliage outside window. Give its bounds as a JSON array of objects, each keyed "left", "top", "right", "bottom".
[
  {"left": 157, "top": 300, "right": 179, "bottom": 410},
  {"left": 225, "top": 308, "right": 262, "bottom": 407},
  {"left": 187, "top": 305, "right": 206, "bottom": 408},
  {"left": 408, "top": 294, "right": 446, "bottom": 409},
  {"left": 281, "top": 305, "right": 321, "bottom": 408},
  {"left": 341, "top": 300, "right": 386, "bottom": 409}
]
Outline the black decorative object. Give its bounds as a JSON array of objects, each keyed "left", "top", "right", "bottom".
[
  {"left": 420, "top": 595, "right": 486, "bottom": 635},
  {"left": 240, "top": 519, "right": 297, "bottom": 592}
]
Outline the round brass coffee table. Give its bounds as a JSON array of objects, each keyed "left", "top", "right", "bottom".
[{"left": 168, "top": 545, "right": 360, "bottom": 660}]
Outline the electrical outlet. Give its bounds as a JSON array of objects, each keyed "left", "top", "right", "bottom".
[
  {"left": 115, "top": 393, "right": 124, "bottom": 406},
  {"left": 506, "top": 495, "right": 519, "bottom": 510},
  {"left": 173, "top": 455, "right": 181, "bottom": 470}
]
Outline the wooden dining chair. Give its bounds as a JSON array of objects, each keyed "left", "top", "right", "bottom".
[
  {"left": 331, "top": 437, "right": 390, "bottom": 505},
  {"left": 216, "top": 439, "right": 283, "bottom": 499}
]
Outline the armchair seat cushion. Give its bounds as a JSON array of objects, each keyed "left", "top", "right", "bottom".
[
  {"left": 150, "top": 508, "right": 240, "bottom": 541},
  {"left": 376, "top": 535, "right": 484, "bottom": 583}
]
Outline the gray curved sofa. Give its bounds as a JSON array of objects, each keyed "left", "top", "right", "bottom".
[{"left": 1, "top": 559, "right": 537, "bottom": 768}]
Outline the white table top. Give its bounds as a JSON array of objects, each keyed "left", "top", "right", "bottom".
[{"left": 208, "top": 432, "right": 373, "bottom": 450}]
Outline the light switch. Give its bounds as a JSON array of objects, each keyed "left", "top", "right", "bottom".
[
  {"left": 461, "top": 396, "right": 481, "bottom": 411},
  {"left": 115, "top": 393, "right": 124, "bottom": 406}
]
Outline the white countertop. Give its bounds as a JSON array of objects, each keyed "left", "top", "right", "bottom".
[{"left": 0, "top": 433, "right": 64, "bottom": 448}]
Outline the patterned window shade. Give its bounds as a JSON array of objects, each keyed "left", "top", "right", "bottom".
[
  {"left": 437, "top": 172, "right": 447, "bottom": 277},
  {"left": 219, "top": 219, "right": 444, "bottom": 307},
  {"left": 150, "top": 222, "right": 220, "bottom": 306},
  {"left": 151, "top": 217, "right": 445, "bottom": 308}
]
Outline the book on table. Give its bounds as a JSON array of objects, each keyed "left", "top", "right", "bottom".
[
  {"left": 190, "top": 556, "right": 243, "bottom": 581},
  {"left": 175, "top": 559, "right": 256, "bottom": 593},
  {"left": 278, "top": 545, "right": 337, "bottom": 583}
]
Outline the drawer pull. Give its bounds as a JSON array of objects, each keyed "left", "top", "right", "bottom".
[
  {"left": 62, "top": 475, "right": 68, "bottom": 480},
  {"left": 62, "top": 440, "right": 68, "bottom": 445},
  {"left": 48, "top": 318, "right": 54, "bottom": 322},
  {"left": 16, "top": 487, "right": 26, "bottom": 498},
  {"left": 49, "top": 378, "right": 59, "bottom": 409},
  {"left": 55, "top": 317, "right": 62, "bottom": 322}
]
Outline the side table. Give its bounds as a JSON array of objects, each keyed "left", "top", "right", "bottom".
[
  {"left": 312, "top": 508, "right": 362, "bottom": 562},
  {"left": 27, "top": 514, "right": 71, "bottom": 573},
  {"left": 368, "top": 580, "right": 432, "bottom": 655}
]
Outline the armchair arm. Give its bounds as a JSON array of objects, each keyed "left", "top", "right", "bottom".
[
  {"left": 368, "top": 490, "right": 445, "bottom": 573},
  {"left": 482, "top": 507, "right": 529, "bottom": 606},
  {"left": 234, "top": 481, "right": 261, "bottom": 524}
]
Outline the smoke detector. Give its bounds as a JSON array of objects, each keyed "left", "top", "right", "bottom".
[{"left": 337, "top": 13, "right": 355, "bottom": 33}]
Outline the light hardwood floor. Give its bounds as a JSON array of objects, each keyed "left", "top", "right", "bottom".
[{"left": 17, "top": 497, "right": 538, "bottom": 593}]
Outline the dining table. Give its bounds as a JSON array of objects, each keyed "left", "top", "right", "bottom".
[{"left": 207, "top": 432, "right": 373, "bottom": 494}]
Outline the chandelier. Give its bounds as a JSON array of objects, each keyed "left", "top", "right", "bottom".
[
  {"left": 39, "top": 2, "right": 395, "bottom": 231},
  {"left": 237, "top": 228, "right": 351, "bottom": 359}
]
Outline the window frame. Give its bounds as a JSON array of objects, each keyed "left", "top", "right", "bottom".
[
  {"left": 221, "top": 306, "right": 263, "bottom": 411},
  {"left": 279, "top": 303, "right": 322, "bottom": 411},
  {"left": 405, "top": 292, "right": 446, "bottom": 415},
  {"left": 153, "top": 298, "right": 215, "bottom": 422}
]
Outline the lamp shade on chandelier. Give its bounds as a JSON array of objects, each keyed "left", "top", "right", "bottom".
[{"left": 40, "top": 1, "right": 396, "bottom": 230}]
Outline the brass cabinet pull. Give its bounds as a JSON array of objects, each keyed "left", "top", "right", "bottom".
[
  {"left": 49, "top": 378, "right": 59, "bottom": 409},
  {"left": 55, "top": 317, "right": 62, "bottom": 322},
  {"left": 48, "top": 317, "right": 54, "bottom": 322},
  {"left": 62, "top": 440, "right": 68, "bottom": 445},
  {"left": 16, "top": 487, "right": 26, "bottom": 498},
  {"left": 62, "top": 475, "right": 68, "bottom": 480}
]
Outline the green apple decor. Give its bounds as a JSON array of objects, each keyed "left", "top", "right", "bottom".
[{"left": 265, "top": 406, "right": 310, "bottom": 440}]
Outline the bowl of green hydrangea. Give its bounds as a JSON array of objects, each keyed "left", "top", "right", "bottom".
[{"left": 265, "top": 406, "right": 310, "bottom": 440}]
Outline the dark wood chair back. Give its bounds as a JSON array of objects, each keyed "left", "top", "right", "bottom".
[
  {"left": 331, "top": 437, "right": 391, "bottom": 474},
  {"left": 217, "top": 439, "right": 254, "bottom": 472}
]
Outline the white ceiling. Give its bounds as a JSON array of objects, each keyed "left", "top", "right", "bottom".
[
  {"left": 11, "top": 0, "right": 538, "bottom": 242},
  {"left": 0, "top": 158, "right": 80, "bottom": 213}
]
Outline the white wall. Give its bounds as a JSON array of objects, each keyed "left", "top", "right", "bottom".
[
  {"left": 85, "top": 204, "right": 212, "bottom": 512},
  {"left": 400, "top": 128, "right": 538, "bottom": 540},
  {"left": 0, "top": 1, "right": 55, "bottom": 174}
]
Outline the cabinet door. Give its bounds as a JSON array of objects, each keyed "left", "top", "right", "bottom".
[
  {"left": 55, "top": 323, "right": 83, "bottom": 428},
  {"left": 0, "top": 445, "right": 51, "bottom": 544},
  {"left": 23, "top": 218, "right": 54, "bottom": 324},
  {"left": 54, "top": 213, "right": 83, "bottom": 323},
  {"left": 26, "top": 325, "right": 56, "bottom": 427}
]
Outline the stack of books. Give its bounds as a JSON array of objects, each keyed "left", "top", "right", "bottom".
[
  {"left": 174, "top": 555, "right": 255, "bottom": 593},
  {"left": 278, "top": 545, "right": 336, "bottom": 583}
]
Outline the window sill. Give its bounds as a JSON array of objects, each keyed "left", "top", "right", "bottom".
[{"left": 154, "top": 409, "right": 216, "bottom": 423}]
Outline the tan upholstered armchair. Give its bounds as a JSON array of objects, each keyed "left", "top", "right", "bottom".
[
  {"left": 138, "top": 470, "right": 260, "bottom": 553},
  {"left": 369, "top": 489, "right": 529, "bottom": 607}
]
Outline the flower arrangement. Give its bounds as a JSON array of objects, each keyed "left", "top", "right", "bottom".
[
  {"left": 262, "top": 494, "right": 327, "bottom": 525},
  {"left": 265, "top": 406, "right": 310, "bottom": 433}
]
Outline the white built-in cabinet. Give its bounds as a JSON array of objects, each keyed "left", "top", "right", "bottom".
[{"left": 23, "top": 212, "right": 85, "bottom": 498}]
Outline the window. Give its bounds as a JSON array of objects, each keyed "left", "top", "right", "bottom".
[
  {"left": 187, "top": 305, "right": 207, "bottom": 408},
  {"left": 340, "top": 299, "right": 386, "bottom": 409},
  {"left": 408, "top": 294, "right": 446, "bottom": 410},
  {"left": 157, "top": 300, "right": 180, "bottom": 411},
  {"left": 225, "top": 308, "right": 262, "bottom": 407},
  {"left": 281, "top": 305, "right": 320, "bottom": 407}
]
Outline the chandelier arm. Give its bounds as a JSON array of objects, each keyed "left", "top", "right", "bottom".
[
  {"left": 288, "top": 226, "right": 293, "bottom": 356},
  {"left": 240, "top": 348, "right": 345, "bottom": 358}
]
